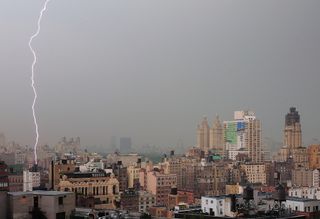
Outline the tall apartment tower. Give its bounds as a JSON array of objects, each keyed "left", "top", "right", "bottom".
[
  {"left": 209, "top": 115, "right": 224, "bottom": 155},
  {"left": 245, "top": 115, "right": 262, "bottom": 163},
  {"left": 224, "top": 111, "right": 262, "bottom": 163},
  {"left": 197, "top": 117, "right": 210, "bottom": 153},
  {"left": 284, "top": 107, "right": 302, "bottom": 149}
]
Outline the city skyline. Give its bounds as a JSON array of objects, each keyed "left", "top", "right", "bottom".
[{"left": 1, "top": 1, "right": 320, "bottom": 149}]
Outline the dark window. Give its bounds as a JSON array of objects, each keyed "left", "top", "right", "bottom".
[
  {"left": 113, "top": 185, "right": 116, "bottom": 194},
  {"left": 56, "top": 212, "right": 65, "bottom": 219},
  {"left": 58, "top": 197, "right": 63, "bottom": 205},
  {"left": 33, "top": 197, "right": 39, "bottom": 208}
]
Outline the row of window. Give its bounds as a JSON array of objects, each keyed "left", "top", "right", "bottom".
[
  {"left": 0, "top": 182, "right": 8, "bottom": 187},
  {"left": 288, "top": 205, "right": 319, "bottom": 212}
]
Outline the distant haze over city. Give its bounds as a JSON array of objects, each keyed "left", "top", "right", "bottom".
[{"left": 1, "top": 0, "right": 320, "bottom": 150}]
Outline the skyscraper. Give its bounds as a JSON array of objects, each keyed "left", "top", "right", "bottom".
[
  {"left": 209, "top": 115, "right": 224, "bottom": 155},
  {"left": 245, "top": 115, "right": 262, "bottom": 163},
  {"left": 276, "top": 107, "right": 307, "bottom": 167},
  {"left": 224, "top": 111, "right": 262, "bottom": 163},
  {"left": 284, "top": 107, "right": 302, "bottom": 149},
  {"left": 197, "top": 117, "right": 210, "bottom": 153}
]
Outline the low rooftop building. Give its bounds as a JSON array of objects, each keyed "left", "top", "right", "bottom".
[{"left": 7, "top": 190, "right": 75, "bottom": 219}]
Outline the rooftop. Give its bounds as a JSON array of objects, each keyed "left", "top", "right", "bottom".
[
  {"left": 8, "top": 190, "right": 73, "bottom": 197},
  {"left": 202, "top": 194, "right": 242, "bottom": 199},
  {"left": 287, "top": 196, "right": 320, "bottom": 202}
]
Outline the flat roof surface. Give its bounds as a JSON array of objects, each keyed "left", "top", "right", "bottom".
[
  {"left": 287, "top": 197, "right": 319, "bottom": 202},
  {"left": 8, "top": 190, "right": 73, "bottom": 196}
]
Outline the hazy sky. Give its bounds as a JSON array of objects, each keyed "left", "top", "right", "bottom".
[{"left": 0, "top": 0, "right": 320, "bottom": 150}]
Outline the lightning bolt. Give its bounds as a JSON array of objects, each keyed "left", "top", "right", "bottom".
[{"left": 29, "top": 0, "right": 51, "bottom": 165}]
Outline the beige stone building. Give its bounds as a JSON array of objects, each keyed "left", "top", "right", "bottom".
[
  {"left": 225, "top": 183, "right": 244, "bottom": 195},
  {"left": 308, "top": 145, "right": 320, "bottom": 169},
  {"left": 209, "top": 115, "right": 224, "bottom": 155},
  {"left": 127, "top": 165, "right": 141, "bottom": 188},
  {"left": 160, "top": 156, "right": 198, "bottom": 190},
  {"left": 284, "top": 107, "right": 302, "bottom": 149},
  {"left": 138, "top": 191, "right": 156, "bottom": 213},
  {"left": 276, "top": 108, "right": 307, "bottom": 167},
  {"left": 197, "top": 116, "right": 225, "bottom": 155},
  {"left": 197, "top": 117, "right": 210, "bottom": 153},
  {"left": 49, "top": 158, "right": 77, "bottom": 190},
  {"left": 245, "top": 118, "right": 262, "bottom": 163},
  {"left": 292, "top": 147, "right": 308, "bottom": 168},
  {"left": 57, "top": 172, "right": 120, "bottom": 209},
  {"left": 241, "top": 163, "right": 266, "bottom": 184},
  {"left": 292, "top": 168, "right": 319, "bottom": 187}
]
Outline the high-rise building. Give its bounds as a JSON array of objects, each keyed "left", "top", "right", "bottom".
[
  {"left": 277, "top": 107, "right": 307, "bottom": 166},
  {"left": 284, "top": 107, "right": 302, "bottom": 149},
  {"left": 224, "top": 111, "right": 262, "bottom": 163},
  {"left": 197, "top": 117, "right": 210, "bottom": 153},
  {"left": 209, "top": 115, "right": 224, "bottom": 155}
]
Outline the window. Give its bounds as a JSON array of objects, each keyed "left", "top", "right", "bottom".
[
  {"left": 34, "top": 197, "right": 39, "bottom": 208},
  {"left": 59, "top": 197, "right": 63, "bottom": 205}
]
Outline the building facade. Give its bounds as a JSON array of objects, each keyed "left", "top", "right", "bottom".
[
  {"left": 0, "top": 161, "right": 9, "bottom": 191},
  {"left": 224, "top": 111, "right": 262, "bottom": 163},
  {"left": 308, "top": 144, "right": 320, "bottom": 169},
  {"left": 57, "top": 172, "right": 120, "bottom": 209},
  {"left": 143, "top": 169, "right": 177, "bottom": 206},
  {"left": 292, "top": 168, "right": 319, "bottom": 187},
  {"left": 241, "top": 163, "right": 266, "bottom": 184},
  {"left": 197, "top": 117, "right": 210, "bottom": 153},
  {"left": 139, "top": 191, "right": 156, "bottom": 213},
  {"left": 7, "top": 191, "right": 75, "bottom": 219},
  {"left": 209, "top": 115, "right": 224, "bottom": 155}
]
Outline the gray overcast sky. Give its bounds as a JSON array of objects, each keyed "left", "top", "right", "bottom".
[{"left": 0, "top": 0, "right": 320, "bottom": 150}]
